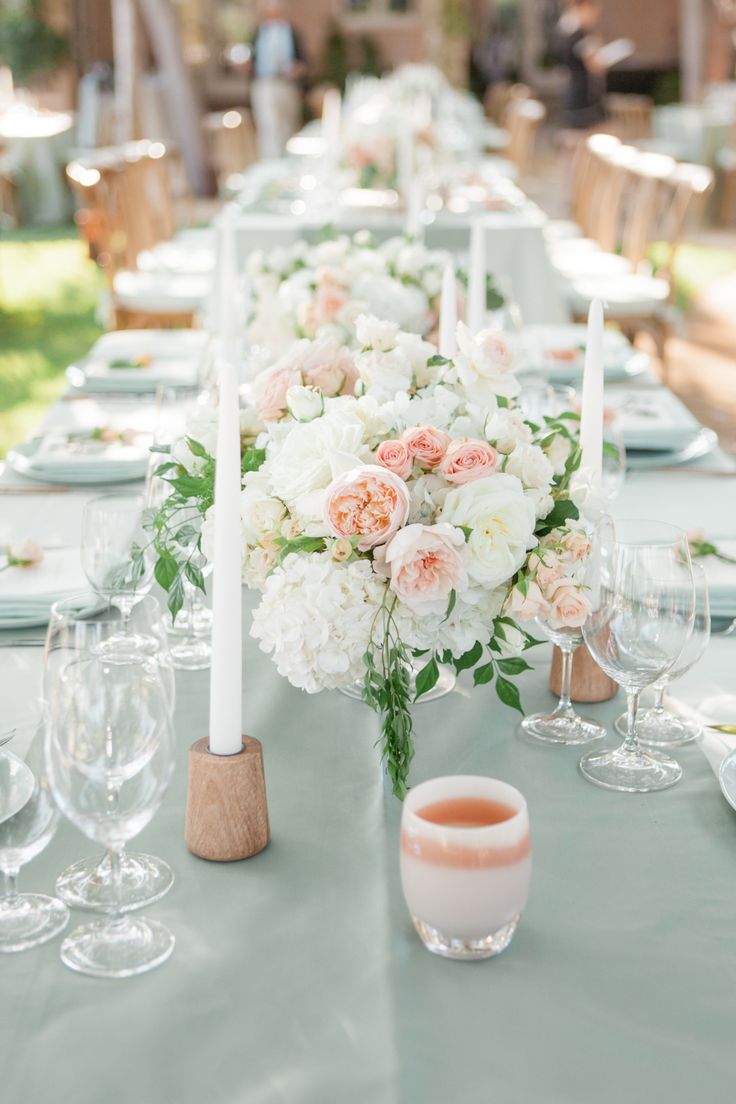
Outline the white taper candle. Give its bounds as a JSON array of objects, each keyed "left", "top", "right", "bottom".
[
  {"left": 466, "top": 221, "right": 486, "bottom": 333},
  {"left": 209, "top": 207, "right": 243, "bottom": 756},
  {"left": 439, "top": 263, "right": 457, "bottom": 359},
  {"left": 579, "top": 298, "right": 604, "bottom": 490}
]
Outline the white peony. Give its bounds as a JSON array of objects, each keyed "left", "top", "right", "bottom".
[
  {"left": 484, "top": 408, "right": 532, "bottom": 454},
  {"left": 395, "top": 331, "right": 439, "bottom": 387},
  {"left": 251, "top": 553, "right": 386, "bottom": 692},
  {"left": 439, "top": 473, "right": 536, "bottom": 588},
  {"left": 355, "top": 346, "right": 413, "bottom": 403}
]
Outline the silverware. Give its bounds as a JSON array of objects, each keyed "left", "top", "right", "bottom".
[
  {"left": 0, "top": 486, "right": 70, "bottom": 495},
  {"left": 0, "top": 730, "right": 15, "bottom": 747},
  {"left": 707, "top": 724, "right": 736, "bottom": 735},
  {"left": 650, "top": 467, "right": 736, "bottom": 477}
]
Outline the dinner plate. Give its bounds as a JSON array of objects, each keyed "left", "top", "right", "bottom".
[
  {"left": 718, "top": 748, "right": 736, "bottom": 813},
  {"left": 6, "top": 438, "right": 148, "bottom": 486},
  {"left": 517, "top": 325, "right": 649, "bottom": 383},
  {"left": 625, "top": 427, "right": 718, "bottom": 470}
]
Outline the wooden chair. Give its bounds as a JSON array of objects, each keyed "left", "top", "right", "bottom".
[
  {"left": 505, "top": 98, "right": 546, "bottom": 177},
  {"left": 203, "top": 109, "right": 258, "bottom": 191},
  {"left": 605, "top": 94, "right": 653, "bottom": 142}
]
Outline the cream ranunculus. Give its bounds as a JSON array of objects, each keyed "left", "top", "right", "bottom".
[{"left": 439, "top": 473, "right": 536, "bottom": 587}]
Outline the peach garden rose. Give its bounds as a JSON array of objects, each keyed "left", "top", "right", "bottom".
[
  {"left": 323, "top": 464, "right": 411, "bottom": 551},
  {"left": 375, "top": 522, "right": 468, "bottom": 616},
  {"left": 545, "top": 578, "right": 591, "bottom": 630}
]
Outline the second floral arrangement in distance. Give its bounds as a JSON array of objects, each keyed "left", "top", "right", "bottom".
[{"left": 146, "top": 317, "right": 593, "bottom": 797}]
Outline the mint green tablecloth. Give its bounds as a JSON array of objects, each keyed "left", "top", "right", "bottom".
[{"left": 2, "top": 396, "right": 736, "bottom": 1102}]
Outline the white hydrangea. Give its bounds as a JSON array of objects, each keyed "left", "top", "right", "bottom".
[{"left": 251, "top": 553, "right": 386, "bottom": 693}]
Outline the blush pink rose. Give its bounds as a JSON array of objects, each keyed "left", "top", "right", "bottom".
[
  {"left": 374, "top": 439, "right": 413, "bottom": 480},
  {"left": 561, "top": 529, "right": 591, "bottom": 563},
  {"left": 530, "top": 550, "right": 565, "bottom": 593},
  {"left": 505, "top": 581, "right": 548, "bottom": 622},
  {"left": 313, "top": 278, "right": 347, "bottom": 327},
  {"left": 476, "top": 329, "right": 514, "bottom": 373},
  {"left": 402, "top": 425, "right": 449, "bottom": 468},
  {"left": 323, "top": 464, "right": 411, "bottom": 551},
  {"left": 303, "top": 352, "right": 355, "bottom": 397},
  {"left": 440, "top": 439, "right": 498, "bottom": 484},
  {"left": 257, "top": 363, "right": 303, "bottom": 421},
  {"left": 545, "top": 579, "right": 591, "bottom": 630},
  {"left": 376, "top": 523, "right": 467, "bottom": 615}
]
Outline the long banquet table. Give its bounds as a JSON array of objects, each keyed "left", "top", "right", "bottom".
[{"left": 2, "top": 373, "right": 736, "bottom": 1103}]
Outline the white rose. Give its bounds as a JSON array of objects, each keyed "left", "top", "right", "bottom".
[
  {"left": 355, "top": 346, "right": 413, "bottom": 403},
  {"left": 455, "top": 322, "right": 521, "bottom": 403},
  {"left": 240, "top": 472, "right": 287, "bottom": 544},
  {"left": 484, "top": 408, "right": 532, "bottom": 454},
  {"left": 496, "top": 621, "right": 527, "bottom": 658},
  {"left": 545, "top": 433, "right": 572, "bottom": 476},
  {"left": 286, "top": 385, "right": 325, "bottom": 423},
  {"left": 439, "top": 473, "right": 536, "bottom": 588},
  {"left": 354, "top": 313, "right": 400, "bottom": 352},
  {"left": 504, "top": 444, "right": 554, "bottom": 491},
  {"left": 395, "top": 331, "right": 438, "bottom": 387}
]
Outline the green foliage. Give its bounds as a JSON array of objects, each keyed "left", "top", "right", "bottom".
[
  {"left": 319, "top": 21, "right": 383, "bottom": 92},
  {"left": 0, "top": 1, "right": 68, "bottom": 84}
]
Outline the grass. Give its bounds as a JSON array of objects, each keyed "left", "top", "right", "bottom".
[
  {"left": 650, "top": 241, "right": 736, "bottom": 313},
  {"left": 0, "top": 225, "right": 104, "bottom": 457}
]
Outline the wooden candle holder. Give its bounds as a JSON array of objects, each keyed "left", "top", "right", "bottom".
[
  {"left": 549, "top": 644, "right": 618, "bottom": 704},
  {"left": 185, "top": 736, "right": 270, "bottom": 862}
]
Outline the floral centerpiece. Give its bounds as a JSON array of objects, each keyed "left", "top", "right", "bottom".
[
  {"left": 146, "top": 320, "right": 589, "bottom": 797},
  {"left": 245, "top": 233, "right": 452, "bottom": 358}
]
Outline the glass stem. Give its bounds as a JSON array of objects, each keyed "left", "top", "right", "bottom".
[
  {"left": 623, "top": 689, "right": 641, "bottom": 755},
  {"left": 108, "top": 847, "right": 125, "bottom": 925},
  {"left": 557, "top": 645, "right": 575, "bottom": 715},
  {"left": 652, "top": 683, "right": 666, "bottom": 715},
  {"left": 1, "top": 868, "right": 19, "bottom": 905}
]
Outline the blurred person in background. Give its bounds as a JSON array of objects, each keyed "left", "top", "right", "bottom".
[
  {"left": 247, "top": 0, "right": 307, "bottom": 159},
  {"left": 556, "top": 0, "right": 608, "bottom": 130}
]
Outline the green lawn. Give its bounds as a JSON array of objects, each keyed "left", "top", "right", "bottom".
[
  {"left": 0, "top": 226, "right": 104, "bottom": 457},
  {"left": 650, "top": 241, "right": 736, "bottom": 312}
]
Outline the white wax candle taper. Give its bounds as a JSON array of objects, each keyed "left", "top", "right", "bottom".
[
  {"left": 439, "top": 263, "right": 457, "bottom": 359},
  {"left": 579, "top": 299, "right": 604, "bottom": 490},
  {"left": 321, "top": 88, "right": 341, "bottom": 166},
  {"left": 209, "top": 208, "right": 243, "bottom": 756},
  {"left": 396, "top": 123, "right": 413, "bottom": 203},
  {"left": 467, "top": 221, "right": 486, "bottom": 333}
]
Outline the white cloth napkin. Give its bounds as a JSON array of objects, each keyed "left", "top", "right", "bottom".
[
  {"left": 665, "top": 692, "right": 736, "bottom": 777},
  {"left": 701, "top": 543, "right": 736, "bottom": 616}
]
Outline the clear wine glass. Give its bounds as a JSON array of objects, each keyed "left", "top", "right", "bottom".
[
  {"left": 0, "top": 718, "right": 69, "bottom": 953},
  {"left": 47, "top": 656, "right": 175, "bottom": 978},
  {"left": 80, "top": 492, "right": 155, "bottom": 657},
  {"left": 614, "top": 561, "right": 710, "bottom": 748},
  {"left": 520, "top": 623, "right": 606, "bottom": 746},
  {"left": 44, "top": 593, "right": 175, "bottom": 914},
  {"left": 602, "top": 418, "right": 626, "bottom": 503},
  {"left": 580, "top": 518, "right": 696, "bottom": 793}
]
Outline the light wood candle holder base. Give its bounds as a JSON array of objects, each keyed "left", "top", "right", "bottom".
[
  {"left": 185, "top": 737, "right": 270, "bottom": 862},
  {"left": 549, "top": 645, "right": 618, "bottom": 704}
]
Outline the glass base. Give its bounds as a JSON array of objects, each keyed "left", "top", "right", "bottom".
[
  {"left": 61, "top": 915, "right": 175, "bottom": 978},
  {"left": 167, "top": 605, "right": 212, "bottom": 638},
  {"left": 411, "top": 914, "right": 520, "bottom": 960},
  {"left": 614, "top": 709, "right": 700, "bottom": 748},
  {"left": 169, "top": 638, "right": 211, "bottom": 671},
  {"left": 579, "top": 743, "right": 683, "bottom": 793},
  {"left": 0, "top": 893, "right": 69, "bottom": 953},
  {"left": 520, "top": 710, "right": 606, "bottom": 746},
  {"left": 56, "top": 852, "right": 174, "bottom": 913},
  {"left": 97, "top": 632, "right": 161, "bottom": 661},
  {"left": 340, "top": 663, "right": 457, "bottom": 703}
]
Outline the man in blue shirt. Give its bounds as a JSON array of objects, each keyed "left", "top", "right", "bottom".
[{"left": 248, "top": 0, "right": 307, "bottom": 159}]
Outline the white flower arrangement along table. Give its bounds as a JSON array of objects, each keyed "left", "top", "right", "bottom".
[
  {"left": 245, "top": 233, "right": 454, "bottom": 360},
  {"left": 143, "top": 308, "right": 593, "bottom": 798}
]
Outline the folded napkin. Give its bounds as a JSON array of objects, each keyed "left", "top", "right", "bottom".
[
  {"left": 28, "top": 433, "right": 149, "bottom": 473},
  {"left": 0, "top": 548, "right": 86, "bottom": 613},
  {"left": 614, "top": 388, "right": 702, "bottom": 452},
  {"left": 665, "top": 693, "right": 736, "bottom": 778}
]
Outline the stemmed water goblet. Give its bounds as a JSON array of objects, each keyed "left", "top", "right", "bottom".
[
  {"left": 580, "top": 518, "right": 696, "bottom": 792},
  {"left": 44, "top": 593, "right": 175, "bottom": 913},
  {"left": 46, "top": 655, "right": 175, "bottom": 978},
  {"left": 0, "top": 717, "right": 69, "bottom": 952},
  {"left": 614, "top": 561, "right": 710, "bottom": 748},
  {"left": 81, "top": 492, "right": 155, "bottom": 658},
  {"left": 520, "top": 621, "right": 606, "bottom": 746}
]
